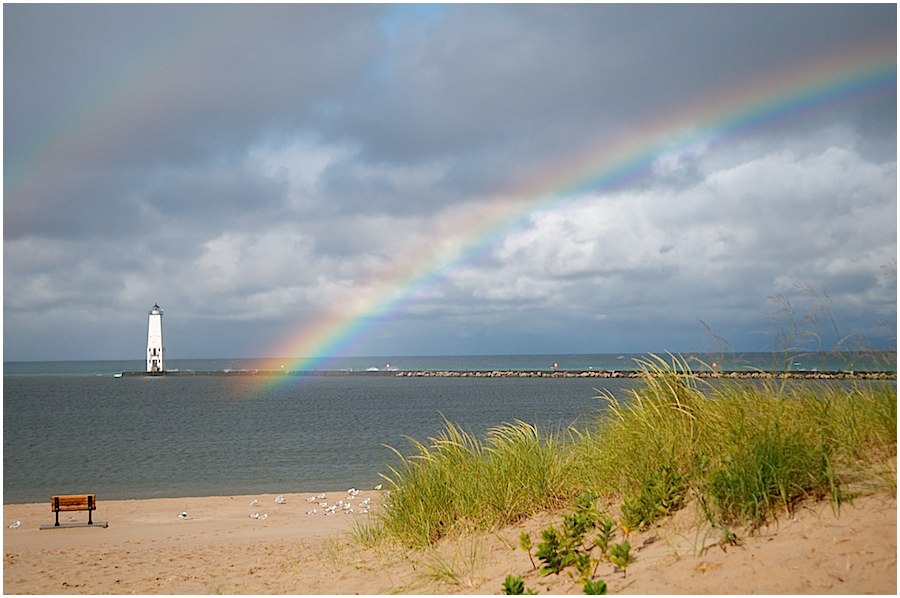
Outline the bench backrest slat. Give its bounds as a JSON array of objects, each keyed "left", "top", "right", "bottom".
[{"left": 51, "top": 494, "right": 96, "bottom": 512}]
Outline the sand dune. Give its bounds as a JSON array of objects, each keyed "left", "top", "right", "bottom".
[{"left": 3, "top": 491, "right": 895, "bottom": 594}]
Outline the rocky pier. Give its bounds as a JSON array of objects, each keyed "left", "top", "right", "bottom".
[{"left": 117, "top": 369, "right": 895, "bottom": 380}]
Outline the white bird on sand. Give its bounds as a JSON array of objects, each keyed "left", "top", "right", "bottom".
[
  {"left": 274, "top": 495, "right": 286, "bottom": 504},
  {"left": 347, "top": 488, "right": 359, "bottom": 496},
  {"left": 250, "top": 499, "right": 259, "bottom": 506},
  {"left": 259, "top": 513, "right": 268, "bottom": 522},
  {"left": 306, "top": 496, "right": 317, "bottom": 503},
  {"left": 250, "top": 512, "right": 259, "bottom": 519},
  {"left": 317, "top": 493, "right": 326, "bottom": 499},
  {"left": 178, "top": 512, "right": 189, "bottom": 519},
  {"left": 318, "top": 502, "right": 328, "bottom": 507},
  {"left": 374, "top": 484, "right": 383, "bottom": 490},
  {"left": 8, "top": 521, "right": 20, "bottom": 529},
  {"left": 306, "top": 509, "right": 317, "bottom": 516}
]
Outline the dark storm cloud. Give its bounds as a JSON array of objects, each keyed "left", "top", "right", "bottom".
[
  {"left": 5, "top": 4, "right": 381, "bottom": 177},
  {"left": 331, "top": 5, "right": 895, "bottom": 163}
]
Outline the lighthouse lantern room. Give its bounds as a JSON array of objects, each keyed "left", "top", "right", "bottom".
[{"left": 147, "top": 303, "right": 165, "bottom": 373}]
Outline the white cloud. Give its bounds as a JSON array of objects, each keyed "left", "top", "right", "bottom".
[{"left": 446, "top": 144, "right": 896, "bottom": 329}]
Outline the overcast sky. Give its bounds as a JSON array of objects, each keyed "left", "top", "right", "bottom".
[{"left": 4, "top": 4, "right": 897, "bottom": 362}]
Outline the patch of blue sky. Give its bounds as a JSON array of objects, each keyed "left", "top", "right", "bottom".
[
  {"left": 377, "top": 3, "right": 447, "bottom": 39},
  {"left": 365, "top": 5, "right": 448, "bottom": 86}
]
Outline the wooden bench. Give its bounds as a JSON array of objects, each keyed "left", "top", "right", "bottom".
[{"left": 40, "top": 494, "right": 108, "bottom": 529}]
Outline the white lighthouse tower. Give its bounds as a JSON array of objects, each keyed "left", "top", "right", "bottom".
[{"left": 146, "top": 303, "right": 165, "bottom": 373}]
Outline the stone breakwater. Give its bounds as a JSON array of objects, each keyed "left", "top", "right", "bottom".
[
  {"left": 120, "top": 369, "right": 895, "bottom": 379},
  {"left": 393, "top": 370, "right": 896, "bottom": 379}
]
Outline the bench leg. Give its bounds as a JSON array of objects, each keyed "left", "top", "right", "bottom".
[{"left": 55, "top": 511, "right": 60, "bottom": 527}]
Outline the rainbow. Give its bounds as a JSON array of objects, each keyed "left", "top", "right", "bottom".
[{"left": 267, "top": 37, "right": 895, "bottom": 376}]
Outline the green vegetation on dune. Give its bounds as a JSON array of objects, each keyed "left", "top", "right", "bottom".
[
  {"left": 377, "top": 419, "right": 570, "bottom": 546},
  {"left": 364, "top": 354, "right": 896, "bottom": 549}
]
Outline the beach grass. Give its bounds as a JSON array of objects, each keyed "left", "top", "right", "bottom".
[
  {"left": 375, "top": 419, "right": 570, "bottom": 546},
  {"left": 368, "top": 354, "right": 896, "bottom": 548}
]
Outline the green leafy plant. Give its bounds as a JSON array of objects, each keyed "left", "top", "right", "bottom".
[
  {"left": 535, "top": 526, "right": 572, "bottom": 575},
  {"left": 564, "top": 492, "right": 599, "bottom": 541},
  {"left": 527, "top": 497, "right": 621, "bottom": 589},
  {"left": 536, "top": 492, "right": 600, "bottom": 577},
  {"left": 572, "top": 551, "right": 593, "bottom": 582},
  {"left": 574, "top": 491, "right": 601, "bottom": 520},
  {"left": 533, "top": 492, "right": 619, "bottom": 589},
  {"left": 582, "top": 579, "right": 608, "bottom": 595},
  {"left": 519, "top": 531, "right": 536, "bottom": 570},
  {"left": 608, "top": 541, "right": 634, "bottom": 577},
  {"left": 620, "top": 465, "right": 685, "bottom": 533},
  {"left": 593, "top": 516, "right": 616, "bottom": 559},
  {"left": 501, "top": 574, "right": 537, "bottom": 595}
]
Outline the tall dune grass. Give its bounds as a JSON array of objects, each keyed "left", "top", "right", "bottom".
[
  {"left": 369, "top": 355, "right": 896, "bottom": 548},
  {"left": 377, "top": 419, "right": 570, "bottom": 546}
]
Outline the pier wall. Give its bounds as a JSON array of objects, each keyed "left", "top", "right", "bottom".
[{"left": 118, "top": 369, "right": 895, "bottom": 380}]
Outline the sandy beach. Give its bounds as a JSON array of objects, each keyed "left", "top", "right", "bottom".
[{"left": 3, "top": 489, "right": 895, "bottom": 594}]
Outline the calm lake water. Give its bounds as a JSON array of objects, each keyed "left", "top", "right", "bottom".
[{"left": 4, "top": 353, "right": 893, "bottom": 504}]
